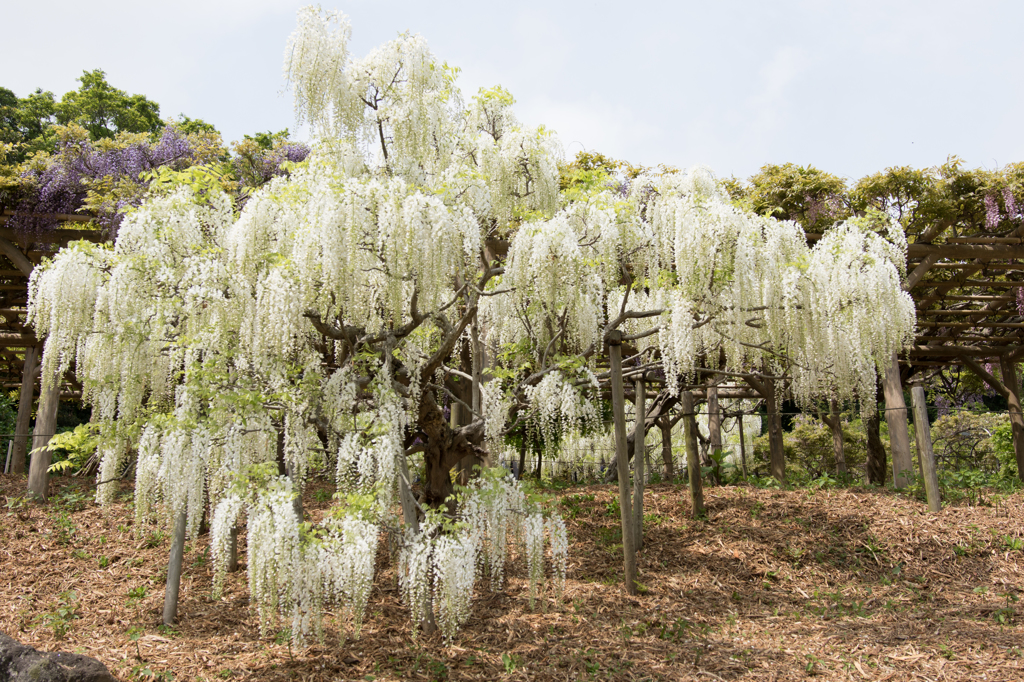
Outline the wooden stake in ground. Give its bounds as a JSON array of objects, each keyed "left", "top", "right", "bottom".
[
  {"left": 909, "top": 383, "right": 941, "bottom": 512},
  {"left": 607, "top": 330, "right": 637, "bottom": 595},
  {"left": 882, "top": 351, "right": 914, "bottom": 488},
  {"left": 27, "top": 372, "right": 60, "bottom": 502},
  {"left": 398, "top": 451, "right": 436, "bottom": 633},
  {"left": 736, "top": 409, "right": 748, "bottom": 480},
  {"left": 681, "top": 390, "right": 705, "bottom": 518},
  {"left": 659, "top": 417, "right": 675, "bottom": 482},
  {"left": 633, "top": 377, "right": 645, "bottom": 553},
  {"left": 228, "top": 527, "right": 239, "bottom": 573},
  {"left": 163, "top": 511, "right": 187, "bottom": 626},
  {"left": 10, "top": 345, "right": 36, "bottom": 475},
  {"left": 708, "top": 384, "right": 722, "bottom": 483}
]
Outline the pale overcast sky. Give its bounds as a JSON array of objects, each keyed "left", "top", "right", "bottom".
[{"left": 3, "top": 1, "right": 1021, "bottom": 182}]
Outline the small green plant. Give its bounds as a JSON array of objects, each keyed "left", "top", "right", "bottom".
[
  {"left": 658, "top": 617, "right": 692, "bottom": 642},
  {"left": 54, "top": 485, "right": 92, "bottom": 511},
  {"left": 98, "top": 555, "right": 110, "bottom": 568},
  {"left": 313, "top": 488, "right": 332, "bottom": 503},
  {"left": 582, "top": 649, "right": 601, "bottom": 675},
  {"left": 938, "top": 644, "right": 956, "bottom": 660},
  {"left": 192, "top": 547, "right": 209, "bottom": 568},
  {"left": 127, "top": 625, "right": 145, "bottom": 660},
  {"left": 1003, "top": 535, "right": 1023, "bottom": 552},
  {"left": 413, "top": 653, "right": 448, "bottom": 682},
  {"left": 501, "top": 652, "right": 520, "bottom": 674},
  {"left": 5, "top": 494, "right": 29, "bottom": 513},
  {"left": 51, "top": 508, "right": 77, "bottom": 546},
  {"left": 157, "top": 624, "right": 178, "bottom": 637},
  {"left": 127, "top": 586, "right": 149, "bottom": 604},
  {"left": 45, "top": 424, "right": 100, "bottom": 477},
  {"left": 274, "top": 628, "right": 295, "bottom": 662},
  {"left": 37, "top": 590, "right": 80, "bottom": 640},
  {"left": 994, "top": 592, "right": 1019, "bottom": 625},
  {"left": 145, "top": 530, "right": 167, "bottom": 548},
  {"left": 604, "top": 497, "right": 621, "bottom": 517},
  {"left": 72, "top": 548, "right": 90, "bottom": 560},
  {"left": 129, "top": 663, "right": 174, "bottom": 681}
]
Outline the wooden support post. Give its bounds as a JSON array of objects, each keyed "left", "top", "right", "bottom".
[
  {"left": 227, "top": 527, "right": 239, "bottom": 572},
  {"left": 607, "top": 330, "right": 637, "bottom": 595},
  {"left": 882, "top": 351, "right": 914, "bottom": 488},
  {"left": 764, "top": 380, "right": 786, "bottom": 483},
  {"left": 910, "top": 384, "right": 942, "bottom": 512},
  {"left": 999, "top": 355, "right": 1024, "bottom": 481},
  {"left": 399, "top": 453, "right": 420, "bottom": 534},
  {"left": 471, "top": 319, "right": 481, "bottom": 417},
  {"left": 866, "top": 400, "right": 887, "bottom": 485},
  {"left": 461, "top": 317, "right": 484, "bottom": 478},
  {"left": 399, "top": 450, "right": 436, "bottom": 633},
  {"left": 10, "top": 345, "right": 36, "bottom": 475},
  {"left": 633, "top": 377, "right": 645, "bottom": 553},
  {"left": 163, "top": 511, "right": 187, "bottom": 626},
  {"left": 681, "top": 391, "right": 705, "bottom": 518},
  {"left": 27, "top": 371, "right": 60, "bottom": 501},
  {"left": 737, "top": 410, "right": 748, "bottom": 480},
  {"left": 708, "top": 384, "right": 722, "bottom": 483},
  {"left": 517, "top": 435, "right": 527, "bottom": 481},
  {"left": 659, "top": 418, "right": 674, "bottom": 482}
]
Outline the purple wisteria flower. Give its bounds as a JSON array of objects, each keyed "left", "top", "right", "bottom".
[
  {"left": 984, "top": 193, "right": 1000, "bottom": 229},
  {"left": 10, "top": 125, "right": 206, "bottom": 239}
]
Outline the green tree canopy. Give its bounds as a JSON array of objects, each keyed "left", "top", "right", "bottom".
[{"left": 54, "top": 69, "right": 162, "bottom": 140}]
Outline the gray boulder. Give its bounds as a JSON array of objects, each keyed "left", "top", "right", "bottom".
[{"left": 0, "top": 633, "right": 116, "bottom": 682}]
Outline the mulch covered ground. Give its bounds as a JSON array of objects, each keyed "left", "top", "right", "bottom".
[{"left": 0, "top": 474, "right": 1021, "bottom": 681}]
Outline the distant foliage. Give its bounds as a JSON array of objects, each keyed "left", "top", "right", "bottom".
[
  {"left": 753, "top": 413, "right": 866, "bottom": 480},
  {"left": 931, "top": 411, "right": 1007, "bottom": 473},
  {"left": 991, "top": 423, "right": 1020, "bottom": 482}
]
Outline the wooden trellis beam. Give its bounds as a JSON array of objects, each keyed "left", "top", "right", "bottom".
[
  {"left": 910, "top": 345, "right": 1016, "bottom": 356},
  {"left": 917, "top": 321, "right": 1024, "bottom": 329}
]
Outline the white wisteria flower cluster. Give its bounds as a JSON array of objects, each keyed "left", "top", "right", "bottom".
[{"left": 399, "top": 473, "right": 568, "bottom": 641}]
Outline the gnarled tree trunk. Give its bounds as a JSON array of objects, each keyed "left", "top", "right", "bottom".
[{"left": 418, "top": 391, "right": 485, "bottom": 510}]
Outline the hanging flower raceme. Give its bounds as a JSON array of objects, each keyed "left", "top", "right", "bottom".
[
  {"left": 211, "top": 471, "right": 380, "bottom": 644},
  {"left": 399, "top": 472, "right": 569, "bottom": 642}
]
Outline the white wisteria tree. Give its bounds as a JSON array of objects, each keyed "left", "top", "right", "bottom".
[{"left": 26, "top": 7, "right": 915, "bottom": 640}]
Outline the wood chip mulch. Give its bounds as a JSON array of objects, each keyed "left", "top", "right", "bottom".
[{"left": 1, "top": 474, "right": 1021, "bottom": 681}]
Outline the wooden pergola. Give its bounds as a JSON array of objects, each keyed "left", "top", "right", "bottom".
[
  {"left": 0, "top": 210, "right": 102, "bottom": 476},
  {"left": 806, "top": 221, "right": 1024, "bottom": 486}
]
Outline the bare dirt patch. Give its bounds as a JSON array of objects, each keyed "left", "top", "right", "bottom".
[{"left": 1, "top": 474, "right": 1021, "bottom": 681}]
